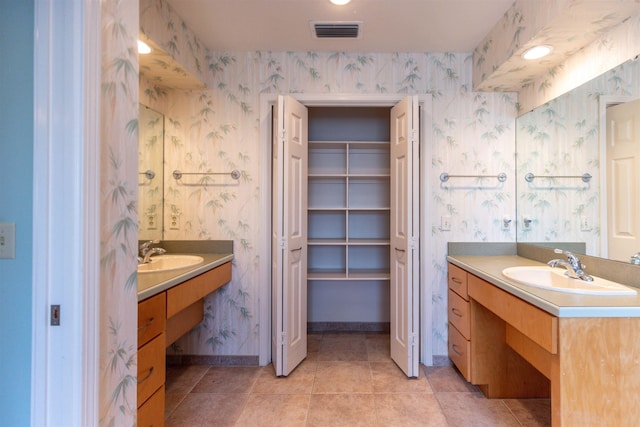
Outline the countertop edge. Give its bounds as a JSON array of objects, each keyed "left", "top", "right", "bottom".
[
  {"left": 137, "top": 253, "right": 234, "bottom": 302},
  {"left": 446, "top": 255, "right": 640, "bottom": 318}
]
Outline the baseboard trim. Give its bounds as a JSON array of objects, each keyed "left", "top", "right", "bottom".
[
  {"left": 167, "top": 354, "right": 259, "bottom": 366},
  {"left": 308, "top": 322, "right": 390, "bottom": 333},
  {"left": 432, "top": 355, "right": 453, "bottom": 366}
]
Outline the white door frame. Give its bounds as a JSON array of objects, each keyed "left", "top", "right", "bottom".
[
  {"left": 598, "top": 95, "right": 640, "bottom": 259},
  {"left": 258, "top": 93, "right": 433, "bottom": 366},
  {"left": 32, "top": 1, "right": 101, "bottom": 425}
]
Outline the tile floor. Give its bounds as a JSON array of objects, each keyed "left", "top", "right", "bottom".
[{"left": 165, "top": 333, "right": 551, "bottom": 426}]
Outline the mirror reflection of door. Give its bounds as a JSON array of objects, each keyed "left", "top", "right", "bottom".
[
  {"left": 606, "top": 98, "right": 640, "bottom": 262},
  {"left": 138, "top": 104, "right": 164, "bottom": 241}
]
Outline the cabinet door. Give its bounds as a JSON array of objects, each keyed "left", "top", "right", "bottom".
[
  {"left": 390, "top": 96, "right": 420, "bottom": 378},
  {"left": 272, "top": 95, "right": 308, "bottom": 376}
]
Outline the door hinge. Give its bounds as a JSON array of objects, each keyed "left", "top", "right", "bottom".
[
  {"left": 279, "top": 237, "right": 287, "bottom": 250},
  {"left": 50, "top": 304, "right": 60, "bottom": 326},
  {"left": 278, "top": 332, "right": 287, "bottom": 346},
  {"left": 409, "top": 332, "right": 417, "bottom": 347},
  {"left": 409, "top": 235, "right": 418, "bottom": 250},
  {"left": 410, "top": 129, "right": 418, "bottom": 144}
]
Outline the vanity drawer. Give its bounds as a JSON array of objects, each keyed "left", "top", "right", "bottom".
[
  {"left": 166, "top": 262, "right": 232, "bottom": 318},
  {"left": 138, "top": 293, "right": 166, "bottom": 348},
  {"left": 137, "top": 332, "right": 166, "bottom": 407},
  {"left": 448, "top": 323, "right": 471, "bottom": 381},
  {"left": 448, "top": 263, "right": 469, "bottom": 300},
  {"left": 138, "top": 385, "right": 165, "bottom": 427},
  {"left": 448, "top": 289, "right": 470, "bottom": 339}
]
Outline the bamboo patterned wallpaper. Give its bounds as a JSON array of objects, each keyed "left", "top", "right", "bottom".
[
  {"left": 140, "top": 0, "right": 518, "bottom": 359},
  {"left": 100, "top": 0, "right": 139, "bottom": 425}
]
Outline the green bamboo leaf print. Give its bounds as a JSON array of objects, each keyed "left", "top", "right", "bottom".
[
  {"left": 309, "top": 68, "right": 320, "bottom": 80},
  {"left": 112, "top": 217, "right": 137, "bottom": 239},
  {"left": 240, "top": 102, "right": 253, "bottom": 114},
  {"left": 125, "top": 118, "right": 137, "bottom": 135},
  {"left": 167, "top": 35, "right": 180, "bottom": 56},
  {"left": 375, "top": 84, "right": 387, "bottom": 93}
]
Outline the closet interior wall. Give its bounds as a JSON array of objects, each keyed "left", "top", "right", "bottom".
[{"left": 307, "top": 107, "right": 392, "bottom": 331}]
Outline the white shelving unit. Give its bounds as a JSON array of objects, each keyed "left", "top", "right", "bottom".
[
  {"left": 308, "top": 141, "right": 390, "bottom": 281},
  {"left": 306, "top": 106, "right": 392, "bottom": 325}
]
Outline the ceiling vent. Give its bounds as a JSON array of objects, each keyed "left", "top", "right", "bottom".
[{"left": 311, "top": 21, "right": 362, "bottom": 39}]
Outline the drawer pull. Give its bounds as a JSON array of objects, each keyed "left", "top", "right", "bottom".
[
  {"left": 138, "top": 366, "right": 155, "bottom": 384},
  {"left": 451, "top": 308, "right": 464, "bottom": 318},
  {"left": 138, "top": 317, "right": 155, "bottom": 331},
  {"left": 451, "top": 344, "right": 464, "bottom": 356},
  {"left": 451, "top": 277, "right": 462, "bottom": 285}
]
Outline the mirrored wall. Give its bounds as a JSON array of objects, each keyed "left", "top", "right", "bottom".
[
  {"left": 138, "top": 104, "right": 164, "bottom": 241},
  {"left": 516, "top": 58, "right": 640, "bottom": 263}
]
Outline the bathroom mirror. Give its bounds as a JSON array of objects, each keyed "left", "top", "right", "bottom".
[
  {"left": 138, "top": 104, "right": 164, "bottom": 241},
  {"left": 516, "top": 58, "right": 640, "bottom": 263}
]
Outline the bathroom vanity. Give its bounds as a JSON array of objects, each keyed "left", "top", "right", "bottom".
[
  {"left": 447, "top": 255, "right": 640, "bottom": 426},
  {"left": 136, "top": 241, "right": 233, "bottom": 427}
]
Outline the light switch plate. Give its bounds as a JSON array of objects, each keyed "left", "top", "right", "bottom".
[{"left": 0, "top": 223, "right": 16, "bottom": 259}]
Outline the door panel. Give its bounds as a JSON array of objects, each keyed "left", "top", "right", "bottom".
[
  {"left": 272, "top": 95, "right": 308, "bottom": 376},
  {"left": 390, "top": 96, "right": 420, "bottom": 378},
  {"left": 607, "top": 98, "right": 640, "bottom": 262}
]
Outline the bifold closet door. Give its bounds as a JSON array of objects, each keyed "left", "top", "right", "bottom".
[
  {"left": 272, "top": 95, "right": 308, "bottom": 376},
  {"left": 390, "top": 96, "right": 420, "bottom": 378}
]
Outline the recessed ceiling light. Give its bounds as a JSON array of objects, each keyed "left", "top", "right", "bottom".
[
  {"left": 138, "top": 40, "right": 151, "bottom": 54},
  {"left": 330, "top": 0, "right": 351, "bottom": 5},
  {"left": 522, "top": 45, "right": 552, "bottom": 60}
]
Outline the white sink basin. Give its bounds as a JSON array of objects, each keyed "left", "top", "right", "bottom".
[
  {"left": 502, "top": 266, "right": 637, "bottom": 296},
  {"left": 138, "top": 255, "right": 204, "bottom": 274}
]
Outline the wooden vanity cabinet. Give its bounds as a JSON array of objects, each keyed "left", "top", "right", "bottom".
[
  {"left": 447, "top": 261, "right": 640, "bottom": 426},
  {"left": 137, "top": 293, "right": 166, "bottom": 427},
  {"left": 137, "top": 261, "right": 232, "bottom": 426},
  {"left": 447, "top": 263, "right": 471, "bottom": 380}
]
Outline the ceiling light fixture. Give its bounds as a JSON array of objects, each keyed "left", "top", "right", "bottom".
[
  {"left": 138, "top": 40, "right": 151, "bottom": 54},
  {"left": 330, "top": 0, "right": 351, "bottom": 5},
  {"left": 522, "top": 45, "right": 552, "bottom": 60}
]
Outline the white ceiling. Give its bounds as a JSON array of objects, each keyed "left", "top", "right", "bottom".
[{"left": 165, "top": 0, "right": 516, "bottom": 53}]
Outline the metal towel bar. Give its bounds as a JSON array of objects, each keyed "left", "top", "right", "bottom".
[
  {"left": 439, "top": 172, "right": 507, "bottom": 183},
  {"left": 173, "top": 169, "right": 241, "bottom": 180},
  {"left": 524, "top": 172, "right": 591, "bottom": 183}
]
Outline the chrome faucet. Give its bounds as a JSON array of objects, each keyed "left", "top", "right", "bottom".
[
  {"left": 142, "top": 246, "right": 166, "bottom": 263},
  {"left": 631, "top": 252, "right": 640, "bottom": 265},
  {"left": 139, "top": 240, "right": 165, "bottom": 263},
  {"left": 547, "top": 249, "right": 593, "bottom": 282}
]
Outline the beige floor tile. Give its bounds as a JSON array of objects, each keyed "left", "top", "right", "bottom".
[
  {"left": 164, "top": 392, "right": 187, "bottom": 419},
  {"left": 504, "top": 399, "right": 551, "bottom": 427},
  {"left": 366, "top": 334, "right": 390, "bottom": 362},
  {"left": 313, "top": 361, "right": 373, "bottom": 393},
  {"left": 371, "top": 361, "right": 433, "bottom": 393},
  {"left": 436, "top": 392, "right": 521, "bottom": 427},
  {"left": 251, "top": 361, "right": 317, "bottom": 394},
  {"left": 165, "top": 364, "right": 210, "bottom": 394},
  {"left": 235, "top": 394, "right": 310, "bottom": 426},
  {"left": 308, "top": 334, "right": 323, "bottom": 353},
  {"left": 423, "top": 365, "right": 480, "bottom": 393},
  {"left": 191, "top": 366, "right": 261, "bottom": 394},
  {"left": 374, "top": 393, "right": 449, "bottom": 427},
  {"left": 307, "top": 393, "right": 377, "bottom": 427},
  {"left": 165, "top": 393, "right": 248, "bottom": 427},
  {"left": 317, "top": 334, "right": 368, "bottom": 361}
]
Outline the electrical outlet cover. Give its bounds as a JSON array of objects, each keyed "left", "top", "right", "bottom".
[{"left": 0, "top": 223, "right": 16, "bottom": 259}]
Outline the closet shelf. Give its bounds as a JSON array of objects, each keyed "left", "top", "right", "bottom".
[
  {"left": 308, "top": 270, "right": 390, "bottom": 281},
  {"left": 308, "top": 238, "right": 390, "bottom": 246}
]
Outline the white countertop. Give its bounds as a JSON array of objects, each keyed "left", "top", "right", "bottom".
[
  {"left": 137, "top": 253, "right": 233, "bottom": 301},
  {"left": 447, "top": 255, "right": 640, "bottom": 317}
]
